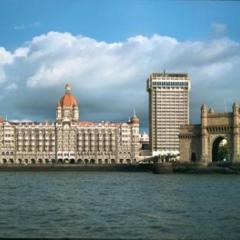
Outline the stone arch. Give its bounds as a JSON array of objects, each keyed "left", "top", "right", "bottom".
[
  {"left": 126, "top": 159, "right": 131, "bottom": 164},
  {"left": 111, "top": 159, "right": 115, "bottom": 164},
  {"left": 18, "top": 159, "right": 22, "bottom": 164},
  {"left": 90, "top": 159, "right": 95, "bottom": 164},
  {"left": 31, "top": 159, "right": 36, "bottom": 164},
  {"left": 98, "top": 159, "right": 102, "bottom": 164},
  {"left": 70, "top": 159, "right": 75, "bottom": 164},
  {"left": 77, "top": 159, "right": 83, "bottom": 164},
  {"left": 104, "top": 159, "right": 109, "bottom": 164},
  {"left": 84, "top": 159, "right": 89, "bottom": 164},
  {"left": 64, "top": 158, "right": 69, "bottom": 163},
  {"left": 58, "top": 159, "right": 63, "bottom": 164},
  {"left": 24, "top": 159, "right": 29, "bottom": 164},
  {"left": 38, "top": 159, "right": 43, "bottom": 164},
  {"left": 51, "top": 159, "right": 56, "bottom": 164},
  {"left": 211, "top": 136, "right": 230, "bottom": 162},
  {"left": 119, "top": 159, "right": 123, "bottom": 164},
  {"left": 191, "top": 152, "right": 197, "bottom": 162},
  {"left": 3, "top": 158, "right": 7, "bottom": 164}
]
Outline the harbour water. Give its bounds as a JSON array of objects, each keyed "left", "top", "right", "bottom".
[{"left": 0, "top": 172, "right": 240, "bottom": 239}]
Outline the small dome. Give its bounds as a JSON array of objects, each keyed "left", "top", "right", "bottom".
[
  {"left": 208, "top": 107, "right": 214, "bottom": 113},
  {"left": 59, "top": 83, "right": 78, "bottom": 107},
  {"left": 130, "top": 111, "right": 140, "bottom": 124}
]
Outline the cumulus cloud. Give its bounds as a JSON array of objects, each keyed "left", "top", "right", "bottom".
[
  {"left": 0, "top": 31, "right": 240, "bottom": 130},
  {"left": 211, "top": 22, "right": 228, "bottom": 35}
]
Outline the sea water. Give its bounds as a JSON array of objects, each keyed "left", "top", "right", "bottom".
[{"left": 0, "top": 172, "right": 240, "bottom": 239}]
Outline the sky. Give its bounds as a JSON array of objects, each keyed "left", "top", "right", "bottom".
[{"left": 0, "top": 0, "right": 240, "bottom": 132}]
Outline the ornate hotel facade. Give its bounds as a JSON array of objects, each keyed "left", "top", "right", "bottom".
[{"left": 0, "top": 84, "right": 140, "bottom": 164}]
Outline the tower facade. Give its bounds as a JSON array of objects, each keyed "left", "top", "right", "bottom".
[{"left": 147, "top": 72, "right": 191, "bottom": 156}]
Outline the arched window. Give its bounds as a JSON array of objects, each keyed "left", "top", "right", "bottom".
[
  {"left": 70, "top": 159, "right": 75, "bottom": 164},
  {"left": 111, "top": 159, "right": 115, "bottom": 164},
  {"left": 126, "top": 159, "right": 131, "bottom": 164}
]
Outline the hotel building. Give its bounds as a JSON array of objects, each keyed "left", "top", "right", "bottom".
[
  {"left": 147, "top": 72, "right": 190, "bottom": 156},
  {"left": 0, "top": 84, "right": 140, "bottom": 164}
]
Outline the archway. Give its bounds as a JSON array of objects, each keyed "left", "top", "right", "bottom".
[
  {"left": 90, "top": 159, "right": 95, "bottom": 164},
  {"left": 77, "top": 159, "right": 83, "bottom": 164},
  {"left": 58, "top": 159, "right": 63, "bottom": 164},
  {"left": 84, "top": 159, "right": 89, "bottom": 164},
  {"left": 212, "top": 137, "right": 230, "bottom": 162},
  {"left": 111, "top": 159, "right": 115, "bottom": 164},
  {"left": 191, "top": 152, "right": 197, "bottom": 162},
  {"left": 126, "top": 159, "right": 131, "bottom": 164},
  {"left": 70, "top": 159, "right": 75, "bottom": 164}
]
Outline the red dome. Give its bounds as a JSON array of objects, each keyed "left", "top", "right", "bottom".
[
  {"left": 131, "top": 116, "right": 140, "bottom": 124},
  {"left": 59, "top": 83, "right": 78, "bottom": 107},
  {"left": 60, "top": 94, "right": 78, "bottom": 107}
]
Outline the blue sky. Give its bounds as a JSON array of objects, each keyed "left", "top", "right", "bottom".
[
  {"left": 0, "top": 0, "right": 240, "bottom": 131},
  {"left": 1, "top": 0, "right": 240, "bottom": 48}
]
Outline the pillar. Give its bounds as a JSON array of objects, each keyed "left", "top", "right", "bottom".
[
  {"left": 233, "top": 103, "right": 240, "bottom": 162},
  {"left": 201, "top": 104, "right": 209, "bottom": 162}
]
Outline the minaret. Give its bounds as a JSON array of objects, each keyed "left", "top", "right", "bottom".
[
  {"left": 130, "top": 110, "right": 140, "bottom": 162},
  {"left": 233, "top": 102, "right": 240, "bottom": 162},
  {"left": 201, "top": 104, "right": 208, "bottom": 162}
]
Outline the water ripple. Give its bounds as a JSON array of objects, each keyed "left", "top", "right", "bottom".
[{"left": 0, "top": 172, "right": 240, "bottom": 239}]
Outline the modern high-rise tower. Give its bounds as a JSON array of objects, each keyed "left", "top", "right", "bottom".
[{"left": 147, "top": 72, "right": 191, "bottom": 156}]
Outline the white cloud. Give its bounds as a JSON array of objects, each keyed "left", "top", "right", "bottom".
[
  {"left": 211, "top": 22, "right": 228, "bottom": 34},
  {"left": 13, "top": 21, "right": 41, "bottom": 31},
  {"left": 0, "top": 31, "right": 240, "bottom": 127},
  {"left": 5, "top": 83, "right": 18, "bottom": 91}
]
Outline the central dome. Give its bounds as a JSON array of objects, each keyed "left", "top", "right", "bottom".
[{"left": 59, "top": 83, "right": 78, "bottom": 107}]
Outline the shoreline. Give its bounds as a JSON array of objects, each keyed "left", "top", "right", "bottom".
[{"left": 0, "top": 162, "right": 240, "bottom": 174}]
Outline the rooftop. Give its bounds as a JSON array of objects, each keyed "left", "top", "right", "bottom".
[{"left": 150, "top": 72, "right": 189, "bottom": 79}]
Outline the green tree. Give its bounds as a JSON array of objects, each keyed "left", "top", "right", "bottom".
[{"left": 217, "top": 144, "right": 229, "bottom": 161}]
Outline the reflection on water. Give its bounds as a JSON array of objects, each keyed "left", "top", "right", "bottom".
[{"left": 0, "top": 172, "right": 240, "bottom": 239}]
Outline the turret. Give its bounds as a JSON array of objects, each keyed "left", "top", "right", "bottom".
[
  {"left": 200, "top": 104, "right": 208, "bottom": 162},
  {"left": 233, "top": 102, "right": 240, "bottom": 162}
]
